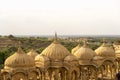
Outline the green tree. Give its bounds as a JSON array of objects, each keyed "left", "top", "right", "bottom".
[
  {"left": 8, "top": 34, "right": 14, "bottom": 39},
  {"left": 0, "top": 46, "right": 17, "bottom": 68}
]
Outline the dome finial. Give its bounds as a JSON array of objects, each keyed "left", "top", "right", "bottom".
[
  {"left": 18, "top": 41, "right": 22, "bottom": 47},
  {"left": 78, "top": 38, "right": 82, "bottom": 46},
  {"left": 55, "top": 32, "right": 57, "bottom": 41},
  {"left": 102, "top": 38, "right": 107, "bottom": 46},
  {"left": 53, "top": 32, "right": 59, "bottom": 43},
  {"left": 102, "top": 38, "right": 107, "bottom": 43},
  {"left": 17, "top": 41, "right": 24, "bottom": 54},
  {"left": 83, "top": 38, "right": 88, "bottom": 47}
]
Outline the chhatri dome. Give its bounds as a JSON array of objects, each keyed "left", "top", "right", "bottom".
[
  {"left": 74, "top": 40, "right": 96, "bottom": 61},
  {"left": 27, "top": 49, "right": 38, "bottom": 59},
  {"left": 64, "top": 54, "right": 78, "bottom": 62},
  {"left": 40, "top": 33, "right": 70, "bottom": 61},
  {"left": 35, "top": 54, "right": 50, "bottom": 68},
  {"left": 95, "top": 40, "right": 115, "bottom": 57},
  {"left": 71, "top": 43, "right": 81, "bottom": 54},
  {"left": 4, "top": 47, "right": 35, "bottom": 69}
]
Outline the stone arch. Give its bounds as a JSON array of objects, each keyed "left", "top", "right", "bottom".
[
  {"left": 45, "top": 67, "right": 68, "bottom": 80},
  {"left": 70, "top": 67, "right": 80, "bottom": 80},
  {"left": 12, "top": 72, "right": 27, "bottom": 80},
  {"left": 115, "top": 58, "right": 120, "bottom": 72},
  {"left": 35, "top": 67, "right": 42, "bottom": 80},
  {"left": 12, "top": 69, "right": 26, "bottom": 76},
  {"left": 87, "top": 65, "right": 98, "bottom": 80},
  {"left": 35, "top": 68, "right": 42, "bottom": 80},
  {"left": 71, "top": 70, "right": 78, "bottom": 80},
  {"left": 59, "top": 67, "right": 68, "bottom": 80},
  {"left": 101, "top": 60, "right": 115, "bottom": 79},
  {"left": 47, "top": 67, "right": 58, "bottom": 80},
  {"left": 45, "top": 67, "right": 54, "bottom": 80},
  {"left": 102, "top": 60, "right": 114, "bottom": 65},
  {"left": 1, "top": 72, "right": 11, "bottom": 80},
  {"left": 79, "top": 65, "right": 98, "bottom": 80},
  {"left": 28, "top": 70, "right": 37, "bottom": 80}
]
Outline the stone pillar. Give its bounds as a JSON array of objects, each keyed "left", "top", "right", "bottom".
[
  {"left": 110, "top": 64, "right": 112, "bottom": 79},
  {"left": 101, "top": 67, "right": 103, "bottom": 80},
  {"left": 95, "top": 69, "right": 98, "bottom": 80},
  {"left": 41, "top": 72, "right": 45, "bottom": 80},
  {"left": 67, "top": 72, "right": 72, "bottom": 80},
  {"left": 75, "top": 71, "right": 79, "bottom": 80},
  {"left": 54, "top": 69, "right": 59, "bottom": 80},
  {"left": 61, "top": 71, "right": 65, "bottom": 80},
  {"left": 106, "top": 65, "right": 109, "bottom": 76},
  {"left": 66, "top": 71, "right": 72, "bottom": 80},
  {"left": 49, "top": 72, "right": 52, "bottom": 80}
]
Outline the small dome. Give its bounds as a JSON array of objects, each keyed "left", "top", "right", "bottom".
[
  {"left": 41, "top": 33, "right": 70, "bottom": 61},
  {"left": 95, "top": 42, "right": 115, "bottom": 57},
  {"left": 4, "top": 47, "right": 35, "bottom": 69},
  {"left": 35, "top": 54, "right": 50, "bottom": 68},
  {"left": 71, "top": 44, "right": 81, "bottom": 54},
  {"left": 64, "top": 54, "right": 78, "bottom": 62},
  {"left": 113, "top": 44, "right": 120, "bottom": 55},
  {"left": 74, "top": 41, "right": 96, "bottom": 60},
  {"left": 35, "top": 54, "right": 50, "bottom": 62},
  {"left": 115, "top": 50, "right": 120, "bottom": 54},
  {"left": 27, "top": 49, "right": 38, "bottom": 59}
]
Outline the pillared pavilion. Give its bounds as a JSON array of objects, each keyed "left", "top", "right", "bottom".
[{"left": 0, "top": 34, "right": 119, "bottom": 80}]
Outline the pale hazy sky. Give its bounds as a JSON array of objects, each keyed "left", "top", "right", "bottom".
[{"left": 0, "top": 0, "right": 120, "bottom": 35}]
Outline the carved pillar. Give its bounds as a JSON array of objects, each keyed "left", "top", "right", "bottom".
[
  {"left": 110, "top": 64, "right": 112, "bottom": 79},
  {"left": 71, "top": 72, "right": 74, "bottom": 80},
  {"left": 79, "top": 67, "right": 82, "bottom": 80},
  {"left": 113, "top": 64, "right": 117, "bottom": 79},
  {"left": 49, "top": 72, "right": 52, "bottom": 80},
  {"left": 106, "top": 65, "right": 109, "bottom": 76},
  {"left": 61, "top": 71, "right": 65, "bottom": 80},
  {"left": 100, "top": 67, "right": 103, "bottom": 80},
  {"left": 66, "top": 71, "right": 71, "bottom": 80},
  {"left": 116, "top": 61, "right": 119, "bottom": 73},
  {"left": 65, "top": 71, "right": 67, "bottom": 80},
  {"left": 95, "top": 69, "right": 98, "bottom": 80},
  {"left": 68, "top": 72, "right": 72, "bottom": 80},
  {"left": 90, "top": 69, "right": 93, "bottom": 80},
  {"left": 54, "top": 69, "right": 59, "bottom": 80},
  {"left": 39, "top": 72, "right": 42, "bottom": 80},
  {"left": 75, "top": 71, "right": 79, "bottom": 80},
  {"left": 2, "top": 73, "right": 11, "bottom": 80},
  {"left": 41, "top": 72, "right": 45, "bottom": 80},
  {"left": 80, "top": 71, "right": 82, "bottom": 80},
  {"left": 118, "top": 61, "right": 120, "bottom": 72}
]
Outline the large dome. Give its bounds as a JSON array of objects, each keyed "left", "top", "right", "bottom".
[
  {"left": 95, "top": 42, "right": 115, "bottom": 57},
  {"left": 74, "top": 42, "right": 96, "bottom": 60},
  {"left": 41, "top": 33, "right": 70, "bottom": 61},
  {"left": 71, "top": 44, "right": 81, "bottom": 54},
  {"left": 4, "top": 47, "right": 35, "bottom": 69}
]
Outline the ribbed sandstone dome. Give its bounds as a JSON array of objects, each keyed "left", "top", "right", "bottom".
[
  {"left": 35, "top": 54, "right": 50, "bottom": 62},
  {"left": 71, "top": 44, "right": 81, "bottom": 54},
  {"left": 95, "top": 42, "right": 115, "bottom": 57},
  {"left": 74, "top": 42, "right": 96, "bottom": 60},
  {"left": 4, "top": 47, "right": 35, "bottom": 69},
  {"left": 115, "top": 50, "right": 120, "bottom": 54},
  {"left": 27, "top": 49, "right": 38, "bottom": 59},
  {"left": 41, "top": 33, "right": 70, "bottom": 61},
  {"left": 35, "top": 54, "right": 50, "bottom": 67},
  {"left": 64, "top": 54, "right": 78, "bottom": 62}
]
